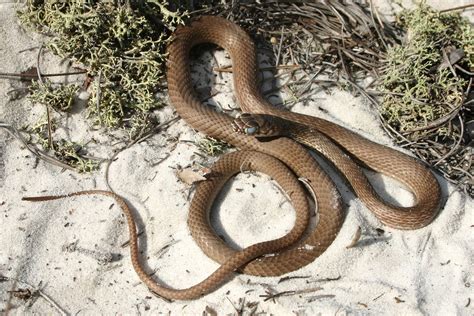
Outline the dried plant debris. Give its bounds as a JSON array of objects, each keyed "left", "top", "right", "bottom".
[
  {"left": 17, "top": 0, "right": 188, "bottom": 130},
  {"left": 176, "top": 167, "right": 208, "bottom": 185},
  {"left": 199, "top": 0, "right": 399, "bottom": 86},
  {"left": 379, "top": 3, "right": 473, "bottom": 195}
]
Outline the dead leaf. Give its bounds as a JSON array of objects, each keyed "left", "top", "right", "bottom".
[
  {"left": 439, "top": 47, "right": 465, "bottom": 70},
  {"left": 346, "top": 226, "right": 362, "bottom": 248},
  {"left": 19, "top": 67, "right": 39, "bottom": 81},
  {"left": 9, "top": 288, "right": 33, "bottom": 300},
  {"left": 204, "top": 305, "right": 218, "bottom": 316},
  {"left": 177, "top": 168, "right": 209, "bottom": 185},
  {"left": 394, "top": 296, "right": 405, "bottom": 303}
]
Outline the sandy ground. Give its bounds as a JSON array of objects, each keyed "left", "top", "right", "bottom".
[{"left": 0, "top": 1, "right": 473, "bottom": 315}]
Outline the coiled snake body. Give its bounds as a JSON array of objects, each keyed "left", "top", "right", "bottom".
[
  {"left": 24, "top": 15, "right": 441, "bottom": 301},
  {"left": 165, "top": 15, "right": 441, "bottom": 299}
]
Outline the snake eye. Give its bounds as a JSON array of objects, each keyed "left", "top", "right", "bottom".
[{"left": 245, "top": 126, "right": 258, "bottom": 135}]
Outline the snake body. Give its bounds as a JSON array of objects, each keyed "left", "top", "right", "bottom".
[
  {"left": 23, "top": 15, "right": 441, "bottom": 301},
  {"left": 166, "top": 15, "right": 441, "bottom": 297},
  {"left": 167, "top": 17, "right": 346, "bottom": 280}
]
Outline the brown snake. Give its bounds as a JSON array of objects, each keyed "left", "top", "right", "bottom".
[{"left": 24, "top": 15, "right": 441, "bottom": 301}]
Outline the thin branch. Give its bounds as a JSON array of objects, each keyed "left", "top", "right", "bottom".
[
  {"left": 439, "top": 4, "right": 474, "bottom": 13},
  {"left": 0, "top": 121, "right": 75, "bottom": 171},
  {"left": 275, "top": 26, "right": 285, "bottom": 67},
  {"left": 1, "top": 275, "right": 69, "bottom": 316},
  {"left": 0, "top": 70, "right": 86, "bottom": 80},
  {"left": 36, "top": 44, "right": 54, "bottom": 150}
]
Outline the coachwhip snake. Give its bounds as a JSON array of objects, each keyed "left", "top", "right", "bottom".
[{"left": 24, "top": 15, "right": 441, "bottom": 301}]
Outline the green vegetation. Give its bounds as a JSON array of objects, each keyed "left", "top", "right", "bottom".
[
  {"left": 52, "top": 139, "right": 100, "bottom": 173},
  {"left": 17, "top": 0, "right": 189, "bottom": 171},
  {"left": 197, "top": 137, "right": 230, "bottom": 157},
  {"left": 24, "top": 115, "right": 99, "bottom": 172},
  {"left": 26, "top": 114, "right": 57, "bottom": 149},
  {"left": 379, "top": 2, "right": 473, "bottom": 194},
  {"left": 381, "top": 3, "right": 472, "bottom": 137},
  {"left": 19, "top": 0, "right": 187, "bottom": 129},
  {"left": 28, "top": 81, "right": 79, "bottom": 112}
]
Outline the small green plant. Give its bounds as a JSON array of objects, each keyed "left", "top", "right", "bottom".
[
  {"left": 52, "top": 139, "right": 100, "bottom": 173},
  {"left": 28, "top": 81, "right": 79, "bottom": 112},
  {"left": 16, "top": 0, "right": 190, "bottom": 173},
  {"left": 23, "top": 116, "right": 99, "bottom": 172},
  {"left": 18, "top": 0, "right": 188, "bottom": 131},
  {"left": 379, "top": 2, "right": 473, "bottom": 194},
  {"left": 380, "top": 3, "right": 472, "bottom": 135},
  {"left": 27, "top": 115, "right": 57, "bottom": 149},
  {"left": 197, "top": 137, "right": 231, "bottom": 157}
]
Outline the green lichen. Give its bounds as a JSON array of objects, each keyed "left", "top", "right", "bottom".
[
  {"left": 18, "top": 0, "right": 188, "bottom": 131},
  {"left": 26, "top": 115, "right": 57, "bottom": 149},
  {"left": 16, "top": 0, "right": 189, "bottom": 173},
  {"left": 380, "top": 2, "right": 472, "bottom": 136},
  {"left": 52, "top": 139, "right": 100, "bottom": 173},
  {"left": 28, "top": 81, "right": 79, "bottom": 112},
  {"left": 23, "top": 116, "right": 99, "bottom": 172},
  {"left": 197, "top": 137, "right": 230, "bottom": 157},
  {"left": 379, "top": 2, "right": 473, "bottom": 195}
]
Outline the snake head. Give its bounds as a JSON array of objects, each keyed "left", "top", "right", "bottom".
[
  {"left": 232, "top": 113, "right": 261, "bottom": 135},
  {"left": 232, "top": 113, "right": 284, "bottom": 138}
]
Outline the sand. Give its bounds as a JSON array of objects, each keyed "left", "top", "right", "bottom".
[{"left": 0, "top": 1, "right": 472, "bottom": 315}]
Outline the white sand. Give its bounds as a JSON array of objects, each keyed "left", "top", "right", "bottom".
[{"left": 1, "top": 1, "right": 472, "bottom": 315}]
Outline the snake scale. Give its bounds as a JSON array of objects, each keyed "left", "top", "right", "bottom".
[{"left": 23, "top": 15, "right": 441, "bottom": 301}]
